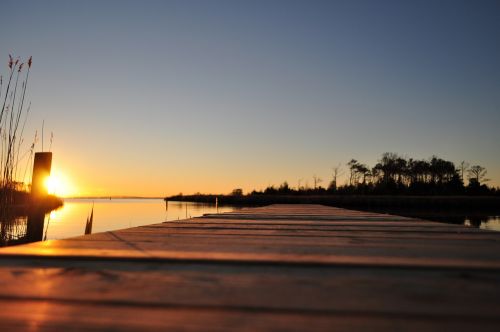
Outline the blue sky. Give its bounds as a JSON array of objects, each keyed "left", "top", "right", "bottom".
[{"left": 1, "top": 0, "right": 499, "bottom": 195}]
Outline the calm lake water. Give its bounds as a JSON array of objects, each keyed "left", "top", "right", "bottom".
[
  {"left": 0, "top": 199, "right": 239, "bottom": 247},
  {"left": 364, "top": 208, "right": 500, "bottom": 232},
  {"left": 0, "top": 199, "right": 498, "bottom": 247},
  {"left": 46, "top": 199, "right": 239, "bottom": 240}
]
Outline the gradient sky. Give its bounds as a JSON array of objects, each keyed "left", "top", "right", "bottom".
[{"left": 1, "top": 0, "right": 499, "bottom": 196}]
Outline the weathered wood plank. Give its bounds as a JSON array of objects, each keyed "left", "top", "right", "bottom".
[
  {"left": 1, "top": 215, "right": 499, "bottom": 270},
  {"left": 2, "top": 241, "right": 500, "bottom": 270},
  {"left": 8, "top": 229, "right": 500, "bottom": 253},
  {"left": 165, "top": 219, "right": 455, "bottom": 226},
  {"left": 2, "top": 299, "right": 498, "bottom": 332},
  {"left": 118, "top": 228, "right": 493, "bottom": 238},
  {"left": 68, "top": 228, "right": 500, "bottom": 241},
  {"left": 147, "top": 223, "right": 497, "bottom": 236},
  {"left": 0, "top": 260, "right": 499, "bottom": 317},
  {"left": 202, "top": 214, "right": 417, "bottom": 221},
  {"left": 0, "top": 204, "right": 499, "bottom": 331}
]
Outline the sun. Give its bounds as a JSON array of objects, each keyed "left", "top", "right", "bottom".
[{"left": 45, "top": 172, "right": 76, "bottom": 197}]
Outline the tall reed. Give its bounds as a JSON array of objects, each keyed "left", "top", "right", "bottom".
[
  {"left": 0, "top": 55, "right": 35, "bottom": 213},
  {"left": 85, "top": 203, "right": 94, "bottom": 235}
]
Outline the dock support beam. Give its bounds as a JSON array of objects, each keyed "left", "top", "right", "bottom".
[{"left": 31, "top": 152, "right": 52, "bottom": 199}]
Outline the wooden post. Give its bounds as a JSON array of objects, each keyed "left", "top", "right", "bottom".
[{"left": 31, "top": 152, "right": 52, "bottom": 199}]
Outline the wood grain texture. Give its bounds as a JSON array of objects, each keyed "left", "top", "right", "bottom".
[
  {"left": 0, "top": 204, "right": 499, "bottom": 331},
  {"left": 2, "top": 299, "right": 499, "bottom": 332}
]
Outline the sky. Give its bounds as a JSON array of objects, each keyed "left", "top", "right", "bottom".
[{"left": 1, "top": 0, "right": 499, "bottom": 197}]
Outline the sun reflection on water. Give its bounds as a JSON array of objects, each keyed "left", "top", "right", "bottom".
[{"left": 40, "top": 199, "right": 238, "bottom": 241}]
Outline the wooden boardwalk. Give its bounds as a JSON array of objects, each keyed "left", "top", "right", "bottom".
[{"left": 0, "top": 204, "right": 499, "bottom": 331}]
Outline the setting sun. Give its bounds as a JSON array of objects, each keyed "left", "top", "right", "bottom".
[{"left": 45, "top": 172, "right": 76, "bottom": 197}]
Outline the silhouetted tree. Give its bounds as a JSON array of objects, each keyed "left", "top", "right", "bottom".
[
  {"left": 297, "top": 178, "right": 303, "bottom": 191},
  {"left": 264, "top": 185, "right": 277, "bottom": 195},
  {"left": 347, "top": 159, "right": 357, "bottom": 186},
  {"left": 356, "top": 164, "right": 371, "bottom": 184},
  {"left": 458, "top": 161, "right": 469, "bottom": 184},
  {"left": 312, "top": 175, "right": 322, "bottom": 189},
  {"left": 278, "top": 181, "right": 291, "bottom": 193},
  {"left": 233, "top": 153, "right": 493, "bottom": 198},
  {"left": 328, "top": 164, "right": 343, "bottom": 192},
  {"left": 347, "top": 159, "right": 366, "bottom": 186},
  {"left": 429, "top": 156, "right": 456, "bottom": 185},
  {"left": 372, "top": 153, "right": 399, "bottom": 185},
  {"left": 467, "top": 165, "right": 488, "bottom": 185},
  {"left": 231, "top": 188, "right": 243, "bottom": 196}
]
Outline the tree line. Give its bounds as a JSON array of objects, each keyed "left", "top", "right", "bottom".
[{"left": 246, "top": 152, "right": 497, "bottom": 196}]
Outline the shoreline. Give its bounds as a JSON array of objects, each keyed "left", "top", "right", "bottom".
[{"left": 165, "top": 194, "right": 500, "bottom": 211}]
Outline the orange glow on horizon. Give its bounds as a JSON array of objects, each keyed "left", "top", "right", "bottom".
[{"left": 45, "top": 171, "right": 77, "bottom": 197}]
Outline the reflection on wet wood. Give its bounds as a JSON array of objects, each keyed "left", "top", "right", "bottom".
[{"left": 0, "top": 204, "right": 499, "bottom": 331}]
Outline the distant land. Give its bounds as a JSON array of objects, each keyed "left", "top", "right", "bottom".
[
  {"left": 166, "top": 193, "right": 500, "bottom": 210},
  {"left": 65, "top": 196, "right": 165, "bottom": 200},
  {"left": 166, "top": 152, "right": 499, "bottom": 210}
]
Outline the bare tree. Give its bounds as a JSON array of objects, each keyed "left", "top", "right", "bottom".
[
  {"left": 297, "top": 178, "right": 303, "bottom": 191},
  {"left": 304, "top": 180, "right": 310, "bottom": 190},
  {"left": 458, "top": 161, "right": 469, "bottom": 183},
  {"left": 467, "top": 165, "right": 489, "bottom": 185},
  {"left": 330, "top": 164, "right": 343, "bottom": 190},
  {"left": 312, "top": 174, "right": 322, "bottom": 189}
]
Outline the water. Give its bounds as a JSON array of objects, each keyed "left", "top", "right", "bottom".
[
  {"left": 45, "top": 199, "right": 239, "bottom": 240},
  {"left": 0, "top": 199, "right": 239, "bottom": 247},
  {"left": 0, "top": 200, "right": 498, "bottom": 248},
  {"left": 467, "top": 216, "right": 500, "bottom": 231},
  {"left": 359, "top": 207, "right": 500, "bottom": 232}
]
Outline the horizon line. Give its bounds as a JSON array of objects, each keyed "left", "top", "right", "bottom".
[{"left": 63, "top": 195, "right": 166, "bottom": 199}]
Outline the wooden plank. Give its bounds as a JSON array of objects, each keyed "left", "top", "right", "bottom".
[
  {"left": 0, "top": 260, "right": 499, "bottom": 317},
  {"left": 164, "top": 219, "right": 454, "bottom": 226},
  {"left": 151, "top": 222, "right": 496, "bottom": 234},
  {"left": 1, "top": 212, "right": 499, "bottom": 271},
  {"left": 8, "top": 229, "right": 500, "bottom": 254},
  {"left": 202, "top": 214, "right": 417, "bottom": 221},
  {"left": 107, "top": 230, "right": 500, "bottom": 253},
  {"left": 2, "top": 299, "right": 498, "bottom": 332},
  {"left": 120, "top": 227, "right": 492, "bottom": 237},
  {"left": 0, "top": 204, "right": 499, "bottom": 331},
  {"left": 2, "top": 236, "right": 500, "bottom": 270},
  {"left": 69, "top": 228, "right": 500, "bottom": 241}
]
